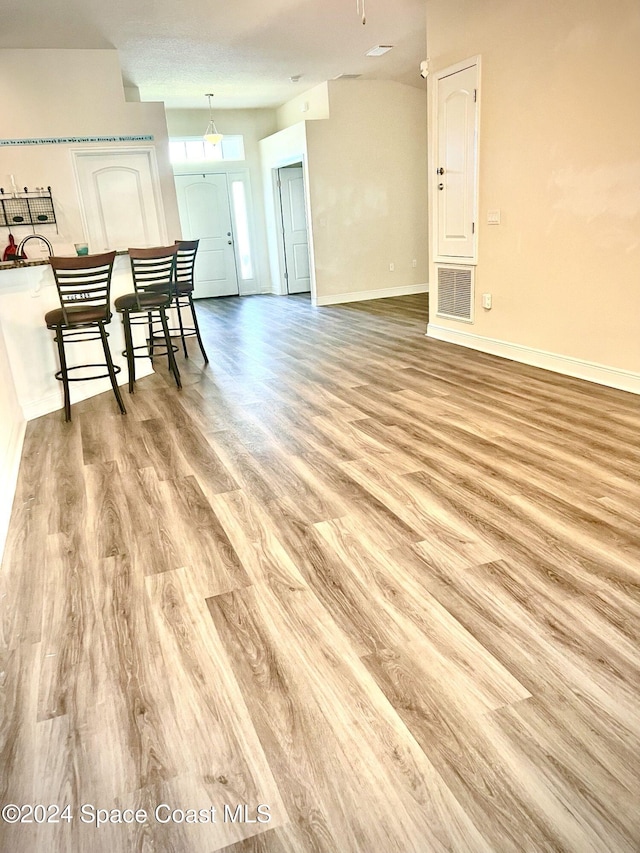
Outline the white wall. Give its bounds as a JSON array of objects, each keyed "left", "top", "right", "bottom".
[
  {"left": 426, "top": 0, "right": 640, "bottom": 391},
  {"left": 305, "top": 80, "right": 429, "bottom": 304},
  {"left": 0, "top": 49, "right": 181, "bottom": 254},
  {"left": 0, "top": 315, "right": 25, "bottom": 566},
  {"left": 165, "top": 108, "right": 278, "bottom": 294}
]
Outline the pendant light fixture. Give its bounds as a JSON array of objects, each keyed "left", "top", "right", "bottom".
[{"left": 203, "top": 93, "right": 223, "bottom": 146}]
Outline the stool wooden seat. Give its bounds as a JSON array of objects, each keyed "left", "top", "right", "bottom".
[
  {"left": 47, "top": 251, "right": 126, "bottom": 422},
  {"left": 114, "top": 292, "right": 171, "bottom": 312},
  {"left": 115, "top": 245, "right": 181, "bottom": 393}
]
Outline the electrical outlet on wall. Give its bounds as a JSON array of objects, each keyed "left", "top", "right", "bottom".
[
  {"left": 482, "top": 293, "right": 492, "bottom": 309},
  {"left": 389, "top": 262, "right": 395, "bottom": 272}
]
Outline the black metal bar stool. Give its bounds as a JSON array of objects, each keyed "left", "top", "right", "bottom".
[
  {"left": 170, "top": 240, "right": 209, "bottom": 363},
  {"left": 47, "top": 251, "right": 126, "bottom": 422},
  {"left": 115, "top": 245, "right": 181, "bottom": 393}
]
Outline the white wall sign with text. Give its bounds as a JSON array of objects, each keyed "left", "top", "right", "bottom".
[{"left": 0, "top": 135, "right": 154, "bottom": 147}]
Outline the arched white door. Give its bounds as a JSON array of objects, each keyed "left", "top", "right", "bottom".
[
  {"left": 74, "top": 149, "right": 166, "bottom": 252},
  {"left": 435, "top": 62, "right": 479, "bottom": 261},
  {"left": 174, "top": 174, "right": 239, "bottom": 298}
]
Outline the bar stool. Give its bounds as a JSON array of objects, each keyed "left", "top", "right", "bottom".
[
  {"left": 115, "top": 245, "right": 181, "bottom": 393},
  {"left": 46, "top": 251, "right": 126, "bottom": 422},
  {"left": 171, "top": 240, "right": 209, "bottom": 363}
]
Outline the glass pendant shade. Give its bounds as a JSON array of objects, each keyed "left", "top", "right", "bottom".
[
  {"left": 203, "top": 94, "right": 223, "bottom": 145},
  {"left": 204, "top": 124, "right": 223, "bottom": 145}
]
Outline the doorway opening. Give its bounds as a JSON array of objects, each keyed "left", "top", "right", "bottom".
[{"left": 276, "top": 163, "right": 311, "bottom": 295}]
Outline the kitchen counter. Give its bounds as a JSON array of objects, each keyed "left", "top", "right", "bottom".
[
  {"left": 0, "top": 257, "right": 55, "bottom": 270},
  {"left": 0, "top": 249, "right": 130, "bottom": 270},
  {"left": 0, "top": 254, "right": 153, "bottom": 420}
]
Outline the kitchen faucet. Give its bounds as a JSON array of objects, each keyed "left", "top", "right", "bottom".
[{"left": 16, "top": 234, "right": 54, "bottom": 258}]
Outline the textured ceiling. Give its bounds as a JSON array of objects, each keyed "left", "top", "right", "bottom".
[{"left": 1, "top": 0, "right": 427, "bottom": 109}]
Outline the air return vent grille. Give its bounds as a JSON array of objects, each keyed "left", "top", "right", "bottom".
[{"left": 437, "top": 265, "right": 474, "bottom": 322}]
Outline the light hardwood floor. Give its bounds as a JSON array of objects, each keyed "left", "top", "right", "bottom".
[{"left": 1, "top": 293, "right": 639, "bottom": 852}]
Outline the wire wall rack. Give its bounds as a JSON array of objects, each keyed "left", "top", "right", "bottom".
[{"left": 0, "top": 187, "right": 58, "bottom": 231}]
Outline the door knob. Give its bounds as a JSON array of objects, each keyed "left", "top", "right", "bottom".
[
  {"left": 438, "top": 183, "right": 444, "bottom": 190},
  {"left": 436, "top": 167, "right": 445, "bottom": 175},
  {"left": 228, "top": 240, "right": 232, "bottom": 245}
]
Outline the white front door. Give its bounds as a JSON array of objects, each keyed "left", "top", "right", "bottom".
[
  {"left": 174, "top": 174, "right": 239, "bottom": 298},
  {"left": 278, "top": 166, "right": 311, "bottom": 294},
  {"left": 73, "top": 149, "right": 166, "bottom": 252},
  {"left": 436, "top": 62, "right": 479, "bottom": 260}
]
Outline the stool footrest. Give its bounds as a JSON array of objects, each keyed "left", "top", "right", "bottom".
[
  {"left": 152, "top": 326, "right": 199, "bottom": 339},
  {"left": 122, "top": 342, "right": 179, "bottom": 360},
  {"left": 54, "top": 363, "right": 122, "bottom": 383}
]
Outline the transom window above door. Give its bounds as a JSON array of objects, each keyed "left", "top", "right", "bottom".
[{"left": 169, "top": 136, "right": 245, "bottom": 164}]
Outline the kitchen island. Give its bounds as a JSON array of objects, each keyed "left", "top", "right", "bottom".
[{"left": 0, "top": 252, "right": 154, "bottom": 422}]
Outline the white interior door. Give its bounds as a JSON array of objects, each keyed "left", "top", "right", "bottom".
[
  {"left": 436, "top": 63, "right": 479, "bottom": 260},
  {"left": 174, "top": 174, "right": 239, "bottom": 298},
  {"left": 278, "top": 166, "right": 310, "bottom": 294},
  {"left": 73, "top": 149, "right": 166, "bottom": 252}
]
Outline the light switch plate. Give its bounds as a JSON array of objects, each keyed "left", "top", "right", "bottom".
[{"left": 487, "top": 209, "right": 501, "bottom": 225}]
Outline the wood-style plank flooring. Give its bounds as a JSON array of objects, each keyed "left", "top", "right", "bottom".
[{"left": 1, "top": 292, "right": 639, "bottom": 852}]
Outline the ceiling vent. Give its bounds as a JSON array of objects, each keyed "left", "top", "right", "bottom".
[
  {"left": 366, "top": 45, "right": 394, "bottom": 56},
  {"left": 437, "top": 265, "right": 474, "bottom": 322},
  {"left": 333, "top": 74, "right": 362, "bottom": 80}
]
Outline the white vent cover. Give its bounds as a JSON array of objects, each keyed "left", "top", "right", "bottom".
[{"left": 437, "top": 265, "right": 474, "bottom": 322}]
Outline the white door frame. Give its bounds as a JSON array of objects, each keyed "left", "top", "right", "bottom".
[
  {"left": 430, "top": 56, "right": 481, "bottom": 266},
  {"left": 173, "top": 168, "right": 260, "bottom": 296},
  {"left": 71, "top": 146, "right": 168, "bottom": 248},
  {"left": 270, "top": 156, "right": 314, "bottom": 298}
]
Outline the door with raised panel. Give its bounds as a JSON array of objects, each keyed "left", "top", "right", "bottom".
[
  {"left": 174, "top": 174, "right": 239, "bottom": 298},
  {"left": 436, "top": 63, "right": 479, "bottom": 260},
  {"left": 73, "top": 149, "right": 166, "bottom": 252},
  {"left": 278, "top": 166, "right": 311, "bottom": 294}
]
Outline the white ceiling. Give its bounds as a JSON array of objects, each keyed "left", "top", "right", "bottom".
[{"left": 2, "top": 0, "right": 427, "bottom": 109}]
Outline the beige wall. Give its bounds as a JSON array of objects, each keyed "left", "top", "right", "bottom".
[
  {"left": 0, "top": 49, "right": 180, "bottom": 251},
  {"left": 305, "top": 79, "right": 429, "bottom": 303},
  {"left": 165, "top": 108, "right": 278, "bottom": 292},
  {"left": 276, "top": 82, "right": 330, "bottom": 130},
  {"left": 427, "top": 0, "right": 640, "bottom": 377}
]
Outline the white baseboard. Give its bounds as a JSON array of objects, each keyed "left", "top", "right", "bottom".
[
  {"left": 427, "top": 323, "right": 640, "bottom": 395},
  {"left": 0, "top": 417, "right": 27, "bottom": 565},
  {"left": 21, "top": 363, "right": 155, "bottom": 421},
  {"left": 315, "top": 283, "right": 429, "bottom": 307}
]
